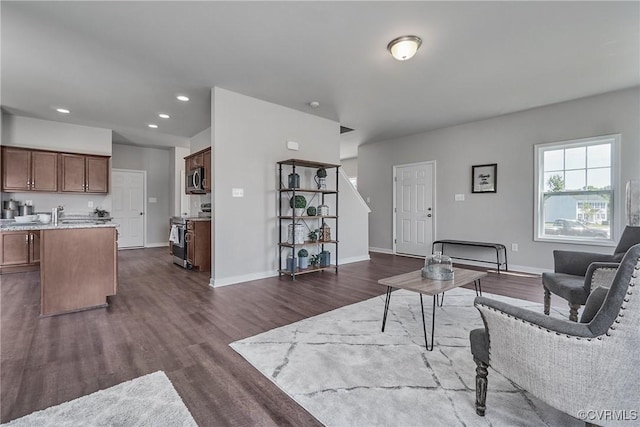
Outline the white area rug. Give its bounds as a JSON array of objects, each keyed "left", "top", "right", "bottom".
[
  {"left": 2, "top": 371, "right": 197, "bottom": 427},
  {"left": 231, "top": 288, "right": 582, "bottom": 427}
]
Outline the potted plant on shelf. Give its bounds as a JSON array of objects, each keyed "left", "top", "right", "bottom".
[
  {"left": 289, "top": 195, "right": 307, "bottom": 217},
  {"left": 310, "top": 254, "right": 321, "bottom": 268},
  {"left": 298, "top": 249, "right": 309, "bottom": 269},
  {"left": 308, "top": 229, "right": 319, "bottom": 242}
]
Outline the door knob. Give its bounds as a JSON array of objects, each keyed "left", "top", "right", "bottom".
[
  {"left": 140, "top": 212, "right": 144, "bottom": 215},
  {"left": 427, "top": 214, "right": 432, "bottom": 218}
]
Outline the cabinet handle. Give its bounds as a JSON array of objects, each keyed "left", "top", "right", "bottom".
[
  {"left": 202, "top": 178, "right": 207, "bottom": 188},
  {"left": 25, "top": 235, "right": 29, "bottom": 244},
  {"left": 30, "top": 234, "right": 34, "bottom": 243}
]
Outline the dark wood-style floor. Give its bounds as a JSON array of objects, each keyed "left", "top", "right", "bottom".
[{"left": 1, "top": 249, "right": 555, "bottom": 425}]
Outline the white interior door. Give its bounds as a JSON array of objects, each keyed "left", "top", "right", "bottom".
[
  {"left": 394, "top": 162, "right": 434, "bottom": 256},
  {"left": 112, "top": 169, "right": 145, "bottom": 249}
]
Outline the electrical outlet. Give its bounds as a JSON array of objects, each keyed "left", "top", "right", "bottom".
[
  {"left": 88, "top": 201, "right": 94, "bottom": 208},
  {"left": 511, "top": 243, "right": 518, "bottom": 252},
  {"left": 232, "top": 188, "right": 244, "bottom": 198},
  {"left": 455, "top": 194, "right": 465, "bottom": 201},
  {"left": 287, "top": 141, "right": 299, "bottom": 151}
]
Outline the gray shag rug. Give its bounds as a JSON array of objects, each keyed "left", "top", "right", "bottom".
[
  {"left": 2, "top": 371, "right": 197, "bottom": 427},
  {"left": 231, "top": 287, "right": 582, "bottom": 427}
]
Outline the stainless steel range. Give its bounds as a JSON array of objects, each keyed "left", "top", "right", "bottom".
[{"left": 170, "top": 216, "right": 188, "bottom": 268}]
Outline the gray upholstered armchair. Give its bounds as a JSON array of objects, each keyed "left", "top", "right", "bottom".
[
  {"left": 470, "top": 243, "right": 640, "bottom": 425},
  {"left": 543, "top": 225, "right": 640, "bottom": 321}
]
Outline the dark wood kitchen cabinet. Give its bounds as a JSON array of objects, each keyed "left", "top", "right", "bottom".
[
  {"left": 186, "top": 220, "right": 211, "bottom": 272},
  {"left": 203, "top": 149, "right": 211, "bottom": 192},
  {"left": 184, "top": 147, "right": 211, "bottom": 194},
  {"left": 1, "top": 147, "right": 58, "bottom": 192},
  {"left": 0, "top": 230, "right": 40, "bottom": 273},
  {"left": 61, "top": 153, "right": 109, "bottom": 193}
]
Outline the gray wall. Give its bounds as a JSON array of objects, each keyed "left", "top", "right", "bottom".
[
  {"left": 111, "top": 143, "right": 171, "bottom": 246},
  {"left": 358, "top": 87, "right": 640, "bottom": 272},
  {"left": 341, "top": 157, "right": 358, "bottom": 179},
  {"left": 212, "top": 87, "right": 369, "bottom": 286}
]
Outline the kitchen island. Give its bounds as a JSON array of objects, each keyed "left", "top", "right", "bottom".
[{"left": 0, "top": 221, "right": 118, "bottom": 316}]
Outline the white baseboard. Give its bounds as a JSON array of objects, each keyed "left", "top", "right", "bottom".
[
  {"left": 339, "top": 254, "right": 370, "bottom": 264},
  {"left": 209, "top": 256, "right": 370, "bottom": 287},
  {"left": 145, "top": 242, "right": 168, "bottom": 248},
  {"left": 369, "top": 247, "right": 394, "bottom": 255},
  {"left": 210, "top": 270, "right": 279, "bottom": 288}
]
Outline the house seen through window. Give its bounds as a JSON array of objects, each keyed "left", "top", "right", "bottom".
[{"left": 534, "top": 134, "right": 619, "bottom": 244}]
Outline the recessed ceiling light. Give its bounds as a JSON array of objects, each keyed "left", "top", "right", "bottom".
[
  {"left": 148, "top": 124, "right": 158, "bottom": 129},
  {"left": 158, "top": 113, "right": 170, "bottom": 119},
  {"left": 56, "top": 108, "right": 71, "bottom": 114},
  {"left": 309, "top": 101, "right": 320, "bottom": 108},
  {"left": 176, "top": 95, "right": 190, "bottom": 102}
]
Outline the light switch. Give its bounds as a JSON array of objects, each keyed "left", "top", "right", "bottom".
[
  {"left": 287, "top": 141, "right": 299, "bottom": 151},
  {"left": 232, "top": 188, "right": 244, "bottom": 198},
  {"left": 455, "top": 194, "right": 465, "bottom": 201},
  {"left": 149, "top": 197, "right": 157, "bottom": 203},
  {"left": 366, "top": 197, "right": 371, "bottom": 203}
]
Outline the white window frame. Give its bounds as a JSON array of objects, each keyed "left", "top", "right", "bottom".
[{"left": 534, "top": 134, "right": 620, "bottom": 246}]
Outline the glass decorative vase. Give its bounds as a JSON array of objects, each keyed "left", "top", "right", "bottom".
[{"left": 422, "top": 251, "right": 454, "bottom": 280}]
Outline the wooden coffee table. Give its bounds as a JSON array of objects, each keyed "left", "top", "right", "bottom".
[{"left": 378, "top": 267, "right": 487, "bottom": 351}]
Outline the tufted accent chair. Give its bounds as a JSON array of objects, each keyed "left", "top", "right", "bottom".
[
  {"left": 470, "top": 243, "right": 640, "bottom": 425},
  {"left": 542, "top": 225, "right": 640, "bottom": 321}
]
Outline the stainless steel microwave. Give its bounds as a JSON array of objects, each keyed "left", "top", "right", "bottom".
[{"left": 187, "top": 167, "right": 205, "bottom": 193}]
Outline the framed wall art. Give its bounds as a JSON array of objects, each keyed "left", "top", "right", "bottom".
[{"left": 472, "top": 163, "right": 497, "bottom": 193}]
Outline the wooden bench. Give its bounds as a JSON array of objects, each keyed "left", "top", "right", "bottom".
[{"left": 432, "top": 240, "right": 508, "bottom": 273}]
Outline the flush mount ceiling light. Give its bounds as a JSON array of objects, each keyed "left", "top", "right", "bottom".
[
  {"left": 176, "top": 95, "right": 190, "bottom": 102},
  {"left": 309, "top": 101, "right": 320, "bottom": 109},
  {"left": 387, "top": 35, "right": 422, "bottom": 61},
  {"left": 148, "top": 124, "right": 158, "bottom": 129},
  {"left": 158, "top": 113, "right": 170, "bottom": 119},
  {"left": 56, "top": 108, "right": 71, "bottom": 114}
]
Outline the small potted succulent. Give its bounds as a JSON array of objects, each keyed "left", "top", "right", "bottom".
[
  {"left": 289, "top": 195, "right": 307, "bottom": 217},
  {"left": 306, "top": 206, "right": 317, "bottom": 216},
  {"left": 298, "top": 249, "right": 309, "bottom": 269},
  {"left": 308, "top": 228, "right": 319, "bottom": 242},
  {"left": 310, "top": 254, "right": 321, "bottom": 268}
]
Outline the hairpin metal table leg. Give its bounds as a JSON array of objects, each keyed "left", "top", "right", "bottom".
[
  {"left": 437, "top": 292, "right": 445, "bottom": 307},
  {"left": 381, "top": 286, "right": 392, "bottom": 332},
  {"left": 475, "top": 279, "right": 482, "bottom": 296},
  {"left": 419, "top": 294, "right": 436, "bottom": 351}
]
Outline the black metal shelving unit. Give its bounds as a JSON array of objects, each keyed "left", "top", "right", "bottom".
[{"left": 277, "top": 159, "right": 340, "bottom": 280}]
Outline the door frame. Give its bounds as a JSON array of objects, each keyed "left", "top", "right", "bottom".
[
  {"left": 392, "top": 160, "right": 437, "bottom": 256},
  {"left": 112, "top": 168, "right": 147, "bottom": 249}
]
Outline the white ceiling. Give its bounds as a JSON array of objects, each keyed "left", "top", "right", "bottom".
[{"left": 2, "top": 1, "right": 639, "bottom": 159}]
